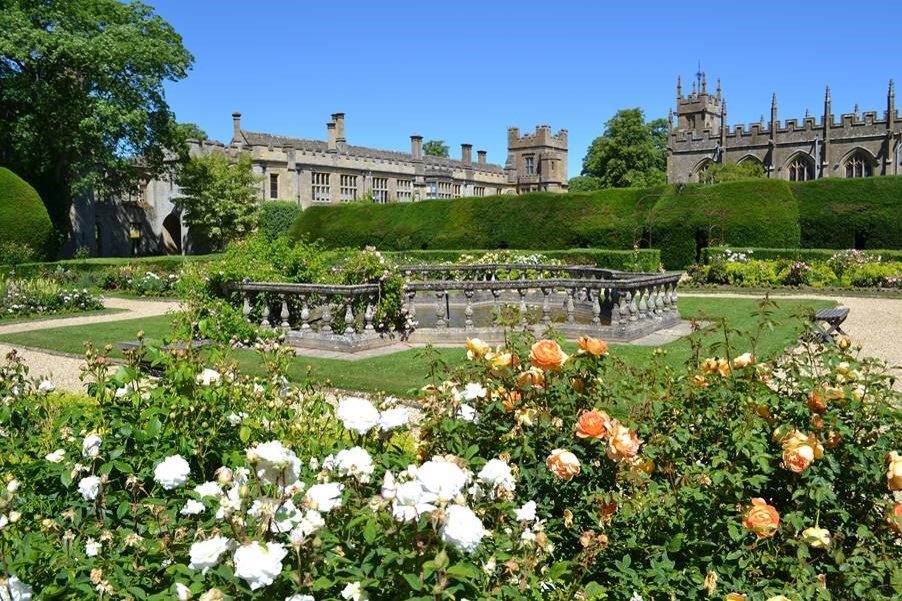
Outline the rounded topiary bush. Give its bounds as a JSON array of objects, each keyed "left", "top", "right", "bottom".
[{"left": 0, "top": 167, "right": 55, "bottom": 261}]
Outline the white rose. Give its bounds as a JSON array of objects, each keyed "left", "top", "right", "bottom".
[
  {"left": 6, "top": 479, "right": 19, "bottom": 494},
  {"left": 154, "top": 455, "right": 191, "bottom": 490},
  {"left": 45, "top": 449, "right": 65, "bottom": 463},
  {"left": 175, "top": 583, "right": 193, "bottom": 600},
  {"left": 341, "top": 582, "right": 368, "bottom": 601},
  {"left": 336, "top": 397, "right": 380, "bottom": 435},
  {"left": 416, "top": 458, "right": 470, "bottom": 503},
  {"left": 180, "top": 499, "right": 205, "bottom": 516},
  {"left": 247, "top": 441, "right": 301, "bottom": 486},
  {"left": 233, "top": 541, "right": 288, "bottom": 591},
  {"left": 82, "top": 434, "right": 102, "bottom": 458},
  {"left": 441, "top": 505, "right": 487, "bottom": 554},
  {"left": 188, "top": 536, "right": 230, "bottom": 574},
  {"left": 378, "top": 407, "right": 410, "bottom": 432},
  {"left": 457, "top": 404, "right": 478, "bottom": 423},
  {"left": 85, "top": 538, "right": 101, "bottom": 557},
  {"left": 303, "top": 482, "right": 344, "bottom": 513},
  {"left": 514, "top": 500, "right": 537, "bottom": 522},
  {"left": 380, "top": 471, "right": 396, "bottom": 500},
  {"left": 196, "top": 368, "right": 221, "bottom": 385},
  {"left": 78, "top": 475, "right": 101, "bottom": 501},
  {"left": 37, "top": 379, "right": 55, "bottom": 393},
  {"left": 193, "top": 481, "right": 222, "bottom": 498},
  {"left": 391, "top": 481, "right": 437, "bottom": 522},
  {"left": 0, "top": 575, "right": 33, "bottom": 601},
  {"left": 334, "top": 447, "right": 375, "bottom": 483},
  {"left": 477, "top": 459, "right": 515, "bottom": 493},
  {"left": 460, "top": 382, "right": 487, "bottom": 401}
]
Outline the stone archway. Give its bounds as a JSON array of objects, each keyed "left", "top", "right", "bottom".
[{"left": 161, "top": 213, "right": 182, "bottom": 254}]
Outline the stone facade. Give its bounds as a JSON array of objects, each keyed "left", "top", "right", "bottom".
[
  {"left": 667, "top": 74, "right": 902, "bottom": 184},
  {"left": 77, "top": 113, "right": 568, "bottom": 256}
]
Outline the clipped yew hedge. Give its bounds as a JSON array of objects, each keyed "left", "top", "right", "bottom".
[{"left": 0, "top": 167, "right": 55, "bottom": 260}]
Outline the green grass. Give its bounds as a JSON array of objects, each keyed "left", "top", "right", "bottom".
[
  {"left": 0, "top": 296, "right": 833, "bottom": 395},
  {"left": 0, "top": 307, "right": 124, "bottom": 325}
]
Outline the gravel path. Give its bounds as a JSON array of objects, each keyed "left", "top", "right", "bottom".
[
  {"left": 0, "top": 297, "right": 180, "bottom": 393},
  {"left": 681, "top": 291, "right": 902, "bottom": 370}
]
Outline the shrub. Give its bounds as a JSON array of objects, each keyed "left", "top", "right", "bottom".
[
  {"left": 0, "top": 242, "right": 36, "bottom": 270},
  {"left": 0, "top": 277, "right": 104, "bottom": 319},
  {"left": 841, "top": 262, "right": 902, "bottom": 289},
  {"left": 258, "top": 200, "right": 301, "bottom": 240},
  {"left": 723, "top": 260, "right": 780, "bottom": 287},
  {"left": 0, "top": 167, "right": 55, "bottom": 260},
  {"left": 703, "top": 247, "right": 902, "bottom": 267}
]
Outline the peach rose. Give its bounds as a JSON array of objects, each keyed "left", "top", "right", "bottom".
[
  {"left": 700, "top": 358, "right": 719, "bottom": 375},
  {"left": 605, "top": 421, "right": 642, "bottom": 462},
  {"left": 576, "top": 336, "right": 608, "bottom": 356},
  {"left": 546, "top": 449, "right": 581, "bottom": 481},
  {"left": 781, "top": 430, "right": 824, "bottom": 474},
  {"left": 743, "top": 498, "right": 780, "bottom": 538},
  {"left": 466, "top": 337, "right": 491, "bottom": 360},
  {"left": 575, "top": 409, "right": 612, "bottom": 439},
  {"left": 732, "top": 352, "right": 755, "bottom": 369},
  {"left": 801, "top": 526, "right": 831, "bottom": 549},
  {"left": 692, "top": 374, "right": 709, "bottom": 388},
  {"left": 889, "top": 502, "right": 902, "bottom": 534},
  {"left": 807, "top": 385, "right": 844, "bottom": 413},
  {"left": 530, "top": 340, "right": 568, "bottom": 371},
  {"left": 516, "top": 367, "right": 545, "bottom": 389},
  {"left": 887, "top": 451, "right": 902, "bottom": 491}
]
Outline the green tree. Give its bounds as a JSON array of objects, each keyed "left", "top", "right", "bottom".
[
  {"left": 423, "top": 140, "right": 449, "bottom": 157},
  {"left": 176, "top": 122, "right": 208, "bottom": 142},
  {"left": 581, "top": 109, "right": 668, "bottom": 189},
  {"left": 0, "top": 0, "right": 194, "bottom": 241},
  {"left": 174, "top": 154, "right": 260, "bottom": 250},
  {"left": 567, "top": 175, "right": 604, "bottom": 193},
  {"left": 699, "top": 160, "right": 765, "bottom": 184}
]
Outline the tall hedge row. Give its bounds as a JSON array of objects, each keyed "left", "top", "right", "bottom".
[
  {"left": 0, "top": 167, "right": 55, "bottom": 260},
  {"left": 291, "top": 177, "right": 902, "bottom": 269}
]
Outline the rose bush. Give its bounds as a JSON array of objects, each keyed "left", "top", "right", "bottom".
[{"left": 0, "top": 316, "right": 900, "bottom": 599}]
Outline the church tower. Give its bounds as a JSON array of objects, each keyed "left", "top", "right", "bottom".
[{"left": 674, "top": 69, "right": 723, "bottom": 133}]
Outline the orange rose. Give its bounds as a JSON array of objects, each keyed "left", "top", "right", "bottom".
[
  {"left": 781, "top": 430, "right": 824, "bottom": 474},
  {"left": 605, "top": 421, "right": 642, "bottom": 462},
  {"left": 889, "top": 502, "right": 902, "bottom": 534},
  {"left": 807, "top": 386, "right": 844, "bottom": 413},
  {"left": 743, "top": 498, "right": 780, "bottom": 538},
  {"left": 546, "top": 449, "right": 581, "bottom": 481},
  {"left": 887, "top": 451, "right": 902, "bottom": 491},
  {"left": 530, "top": 340, "right": 568, "bottom": 371},
  {"left": 575, "top": 409, "right": 612, "bottom": 439},
  {"left": 576, "top": 336, "right": 608, "bottom": 356},
  {"left": 516, "top": 367, "right": 545, "bottom": 389},
  {"left": 466, "top": 337, "right": 491, "bottom": 360}
]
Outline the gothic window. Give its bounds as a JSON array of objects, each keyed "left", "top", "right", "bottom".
[
  {"left": 694, "top": 160, "right": 715, "bottom": 183},
  {"left": 524, "top": 156, "right": 535, "bottom": 175},
  {"left": 269, "top": 173, "right": 279, "bottom": 199},
  {"left": 843, "top": 151, "right": 874, "bottom": 178},
  {"left": 786, "top": 156, "right": 814, "bottom": 181}
]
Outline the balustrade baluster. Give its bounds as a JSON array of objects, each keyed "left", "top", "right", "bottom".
[
  {"left": 618, "top": 290, "right": 628, "bottom": 327},
  {"left": 242, "top": 291, "right": 252, "bottom": 323},
  {"left": 300, "top": 296, "right": 311, "bottom": 330},
  {"left": 518, "top": 288, "right": 528, "bottom": 326},
  {"left": 321, "top": 297, "right": 333, "bottom": 333},
  {"left": 364, "top": 295, "right": 375, "bottom": 331},
  {"left": 435, "top": 290, "right": 447, "bottom": 328},
  {"left": 592, "top": 288, "right": 601, "bottom": 326},
  {"left": 541, "top": 287, "right": 551, "bottom": 325},
  {"left": 260, "top": 297, "right": 271, "bottom": 328},
  {"left": 280, "top": 294, "right": 290, "bottom": 329},
  {"left": 670, "top": 283, "right": 678, "bottom": 313},
  {"left": 628, "top": 290, "right": 638, "bottom": 322},
  {"left": 654, "top": 285, "right": 663, "bottom": 319},
  {"left": 344, "top": 298, "right": 355, "bottom": 335},
  {"left": 638, "top": 287, "right": 648, "bottom": 320},
  {"left": 566, "top": 288, "right": 576, "bottom": 324},
  {"left": 464, "top": 290, "right": 475, "bottom": 329}
]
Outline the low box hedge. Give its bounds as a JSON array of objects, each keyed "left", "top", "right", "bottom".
[{"left": 4, "top": 254, "right": 222, "bottom": 278}]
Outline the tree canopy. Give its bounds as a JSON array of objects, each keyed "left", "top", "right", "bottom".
[
  {"left": 0, "top": 0, "right": 194, "bottom": 241},
  {"left": 423, "top": 140, "right": 449, "bottom": 158},
  {"left": 173, "top": 154, "right": 260, "bottom": 250},
  {"left": 581, "top": 108, "right": 668, "bottom": 189}
]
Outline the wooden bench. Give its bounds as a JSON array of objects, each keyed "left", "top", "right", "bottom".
[{"left": 810, "top": 308, "right": 849, "bottom": 344}]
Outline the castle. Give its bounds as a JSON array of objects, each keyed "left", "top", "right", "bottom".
[
  {"left": 75, "top": 113, "right": 568, "bottom": 256},
  {"left": 666, "top": 73, "right": 902, "bottom": 183}
]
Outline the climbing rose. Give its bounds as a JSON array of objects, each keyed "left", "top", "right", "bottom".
[
  {"left": 530, "top": 340, "right": 568, "bottom": 370},
  {"left": 887, "top": 451, "right": 902, "bottom": 490},
  {"left": 336, "top": 397, "right": 380, "bottom": 435},
  {"left": 154, "top": 455, "right": 191, "bottom": 490},
  {"left": 575, "top": 409, "right": 612, "bottom": 439},
  {"left": 576, "top": 336, "right": 608, "bottom": 356},
  {"left": 743, "top": 498, "right": 780, "bottom": 538},
  {"left": 440, "top": 505, "right": 487, "bottom": 553},
  {"left": 233, "top": 541, "right": 287, "bottom": 591},
  {"left": 546, "top": 449, "right": 581, "bottom": 481}
]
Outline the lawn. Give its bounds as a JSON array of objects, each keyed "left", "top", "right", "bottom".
[
  {"left": 0, "top": 296, "right": 832, "bottom": 395},
  {"left": 0, "top": 307, "right": 124, "bottom": 325}
]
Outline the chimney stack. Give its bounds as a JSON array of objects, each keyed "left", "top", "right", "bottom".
[
  {"left": 331, "top": 112, "right": 345, "bottom": 143},
  {"left": 410, "top": 135, "right": 423, "bottom": 160},
  {"left": 461, "top": 143, "right": 472, "bottom": 165},
  {"left": 477, "top": 150, "right": 487, "bottom": 165},
  {"left": 232, "top": 112, "right": 242, "bottom": 141},
  {"left": 327, "top": 122, "right": 337, "bottom": 151}
]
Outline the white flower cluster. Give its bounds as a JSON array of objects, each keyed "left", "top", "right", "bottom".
[{"left": 335, "top": 397, "right": 410, "bottom": 435}]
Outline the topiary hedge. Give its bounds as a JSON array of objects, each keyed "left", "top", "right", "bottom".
[
  {"left": 386, "top": 248, "right": 661, "bottom": 272},
  {"left": 793, "top": 176, "right": 902, "bottom": 250},
  {"left": 0, "top": 167, "right": 55, "bottom": 260}
]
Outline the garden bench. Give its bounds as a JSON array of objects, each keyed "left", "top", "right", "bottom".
[
  {"left": 810, "top": 307, "right": 849, "bottom": 344},
  {"left": 117, "top": 339, "right": 213, "bottom": 375}
]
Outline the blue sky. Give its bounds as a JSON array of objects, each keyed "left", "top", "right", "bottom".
[{"left": 152, "top": 0, "right": 902, "bottom": 178}]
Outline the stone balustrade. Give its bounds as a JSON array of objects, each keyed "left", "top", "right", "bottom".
[{"left": 232, "top": 265, "right": 682, "bottom": 352}]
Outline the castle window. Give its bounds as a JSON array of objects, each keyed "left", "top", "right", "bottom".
[
  {"left": 437, "top": 182, "right": 453, "bottom": 199},
  {"left": 426, "top": 181, "right": 437, "bottom": 199},
  {"left": 397, "top": 179, "right": 413, "bottom": 202},
  {"left": 473, "top": 186, "right": 485, "bottom": 197},
  {"left": 843, "top": 152, "right": 873, "bottom": 178},
  {"left": 339, "top": 174, "right": 357, "bottom": 202},
  {"left": 269, "top": 173, "right": 279, "bottom": 199},
  {"left": 312, "top": 172, "right": 331, "bottom": 203},
  {"left": 453, "top": 184, "right": 461, "bottom": 198},
  {"left": 372, "top": 177, "right": 389, "bottom": 203},
  {"left": 787, "top": 156, "right": 814, "bottom": 181},
  {"left": 525, "top": 156, "right": 535, "bottom": 175}
]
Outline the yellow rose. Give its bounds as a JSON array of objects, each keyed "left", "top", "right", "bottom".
[
  {"left": 801, "top": 526, "right": 831, "bottom": 549},
  {"left": 530, "top": 340, "right": 568, "bottom": 370},
  {"left": 781, "top": 430, "right": 824, "bottom": 474},
  {"left": 716, "top": 358, "right": 732, "bottom": 377},
  {"left": 838, "top": 335, "right": 852, "bottom": 350},
  {"left": 486, "top": 349, "right": 518, "bottom": 375},
  {"left": 691, "top": 374, "right": 709, "bottom": 388},
  {"left": 546, "top": 449, "right": 581, "bottom": 481},
  {"left": 605, "top": 421, "right": 642, "bottom": 463},
  {"left": 576, "top": 336, "right": 608, "bottom": 356},
  {"left": 700, "top": 358, "right": 719, "bottom": 374},
  {"left": 732, "top": 352, "right": 755, "bottom": 369},
  {"left": 465, "top": 337, "right": 491, "bottom": 360},
  {"left": 887, "top": 451, "right": 902, "bottom": 491}
]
